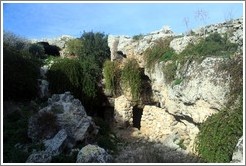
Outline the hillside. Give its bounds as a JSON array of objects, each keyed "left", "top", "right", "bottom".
[{"left": 3, "top": 17, "right": 243, "bottom": 163}]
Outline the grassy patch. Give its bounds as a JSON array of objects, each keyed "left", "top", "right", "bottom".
[
  {"left": 144, "top": 37, "right": 174, "bottom": 71},
  {"left": 103, "top": 60, "right": 121, "bottom": 96},
  {"left": 121, "top": 59, "right": 142, "bottom": 101}
]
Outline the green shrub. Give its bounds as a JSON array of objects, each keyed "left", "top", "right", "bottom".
[
  {"left": 3, "top": 31, "right": 29, "bottom": 51},
  {"left": 47, "top": 58, "right": 83, "bottom": 95},
  {"left": 144, "top": 37, "right": 174, "bottom": 71},
  {"left": 47, "top": 57, "right": 100, "bottom": 110},
  {"left": 103, "top": 60, "right": 121, "bottom": 96},
  {"left": 3, "top": 46, "right": 40, "bottom": 101},
  {"left": 29, "top": 43, "right": 45, "bottom": 58},
  {"left": 65, "top": 38, "right": 83, "bottom": 56},
  {"left": 79, "top": 31, "right": 110, "bottom": 68},
  {"left": 180, "top": 32, "right": 237, "bottom": 59},
  {"left": 121, "top": 59, "right": 141, "bottom": 101},
  {"left": 195, "top": 97, "right": 243, "bottom": 162}
]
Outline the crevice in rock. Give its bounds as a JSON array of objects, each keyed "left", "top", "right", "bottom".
[
  {"left": 132, "top": 106, "right": 143, "bottom": 130},
  {"left": 166, "top": 110, "right": 200, "bottom": 127}
]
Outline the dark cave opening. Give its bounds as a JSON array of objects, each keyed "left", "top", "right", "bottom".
[{"left": 132, "top": 106, "right": 143, "bottom": 130}]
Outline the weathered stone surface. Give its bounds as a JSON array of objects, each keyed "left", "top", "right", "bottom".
[
  {"left": 43, "top": 129, "right": 68, "bottom": 156},
  {"left": 231, "top": 136, "right": 243, "bottom": 163},
  {"left": 27, "top": 92, "right": 98, "bottom": 162},
  {"left": 109, "top": 18, "right": 242, "bottom": 156},
  {"left": 170, "top": 36, "right": 199, "bottom": 54},
  {"left": 26, "top": 151, "right": 52, "bottom": 163},
  {"left": 114, "top": 95, "right": 133, "bottom": 128},
  {"left": 76, "top": 144, "right": 112, "bottom": 163}
]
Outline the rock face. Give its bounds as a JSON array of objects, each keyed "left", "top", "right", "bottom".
[
  {"left": 32, "top": 35, "right": 74, "bottom": 57},
  {"left": 108, "top": 25, "right": 174, "bottom": 68},
  {"left": 27, "top": 92, "right": 98, "bottom": 162},
  {"left": 108, "top": 17, "right": 242, "bottom": 156},
  {"left": 231, "top": 136, "right": 243, "bottom": 163},
  {"left": 114, "top": 95, "right": 133, "bottom": 128},
  {"left": 193, "top": 17, "right": 243, "bottom": 51},
  {"left": 76, "top": 144, "right": 112, "bottom": 163}
]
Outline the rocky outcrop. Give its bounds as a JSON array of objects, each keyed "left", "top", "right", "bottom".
[
  {"left": 193, "top": 17, "right": 243, "bottom": 51},
  {"left": 27, "top": 92, "right": 98, "bottom": 162},
  {"left": 76, "top": 144, "right": 112, "bottom": 163},
  {"left": 170, "top": 36, "right": 199, "bottom": 54},
  {"left": 108, "top": 17, "right": 242, "bottom": 157},
  {"left": 108, "top": 26, "right": 174, "bottom": 67},
  {"left": 32, "top": 35, "right": 74, "bottom": 57}
]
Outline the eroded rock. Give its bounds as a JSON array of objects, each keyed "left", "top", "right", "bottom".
[{"left": 76, "top": 144, "right": 112, "bottom": 163}]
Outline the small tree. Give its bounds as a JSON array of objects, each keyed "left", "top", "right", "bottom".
[
  {"left": 66, "top": 38, "right": 83, "bottom": 56},
  {"left": 29, "top": 43, "right": 45, "bottom": 58},
  {"left": 79, "top": 31, "right": 110, "bottom": 68}
]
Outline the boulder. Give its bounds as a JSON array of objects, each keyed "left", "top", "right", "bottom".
[
  {"left": 43, "top": 129, "right": 68, "bottom": 156},
  {"left": 76, "top": 144, "right": 112, "bottom": 163},
  {"left": 28, "top": 92, "right": 98, "bottom": 143},
  {"left": 27, "top": 92, "right": 99, "bottom": 162}
]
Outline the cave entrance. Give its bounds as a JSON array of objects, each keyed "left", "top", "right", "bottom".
[{"left": 132, "top": 106, "right": 143, "bottom": 130}]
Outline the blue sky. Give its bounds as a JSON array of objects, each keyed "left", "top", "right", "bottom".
[{"left": 2, "top": 2, "right": 244, "bottom": 40}]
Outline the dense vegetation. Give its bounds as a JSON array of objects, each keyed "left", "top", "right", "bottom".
[
  {"left": 121, "top": 59, "right": 142, "bottom": 101},
  {"left": 103, "top": 60, "right": 121, "bottom": 96},
  {"left": 195, "top": 97, "right": 243, "bottom": 162},
  {"left": 103, "top": 59, "right": 142, "bottom": 101},
  {"left": 3, "top": 32, "right": 41, "bottom": 101}
]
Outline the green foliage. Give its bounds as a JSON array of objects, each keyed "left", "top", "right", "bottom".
[
  {"left": 103, "top": 60, "right": 121, "bottom": 96},
  {"left": 29, "top": 43, "right": 45, "bottom": 58},
  {"left": 65, "top": 38, "right": 83, "bottom": 56},
  {"left": 3, "top": 31, "right": 29, "bottom": 51},
  {"left": 79, "top": 31, "right": 110, "bottom": 67},
  {"left": 180, "top": 32, "right": 238, "bottom": 59},
  {"left": 173, "top": 78, "right": 183, "bottom": 86},
  {"left": 132, "top": 34, "right": 144, "bottom": 41},
  {"left": 3, "top": 46, "right": 40, "bottom": 101},
  {"left": 195, "top": 97, "right": 243, "bottom": 162},
  {"left": 121, "top": 59, "right": 141, "bottom": 101},
  {"left": 144, "top": 37, "right": 174, "bottom": 71},
  {"left": 47, "top": 57, "right": 100, "bottom": 110},
  {"left": 47, "top": 58, "right": 82, "bottom": 95}
]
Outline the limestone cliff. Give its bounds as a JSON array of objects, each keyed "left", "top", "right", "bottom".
[{"left": 108, "top": 17, "right": 243, "bottom": 154}]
